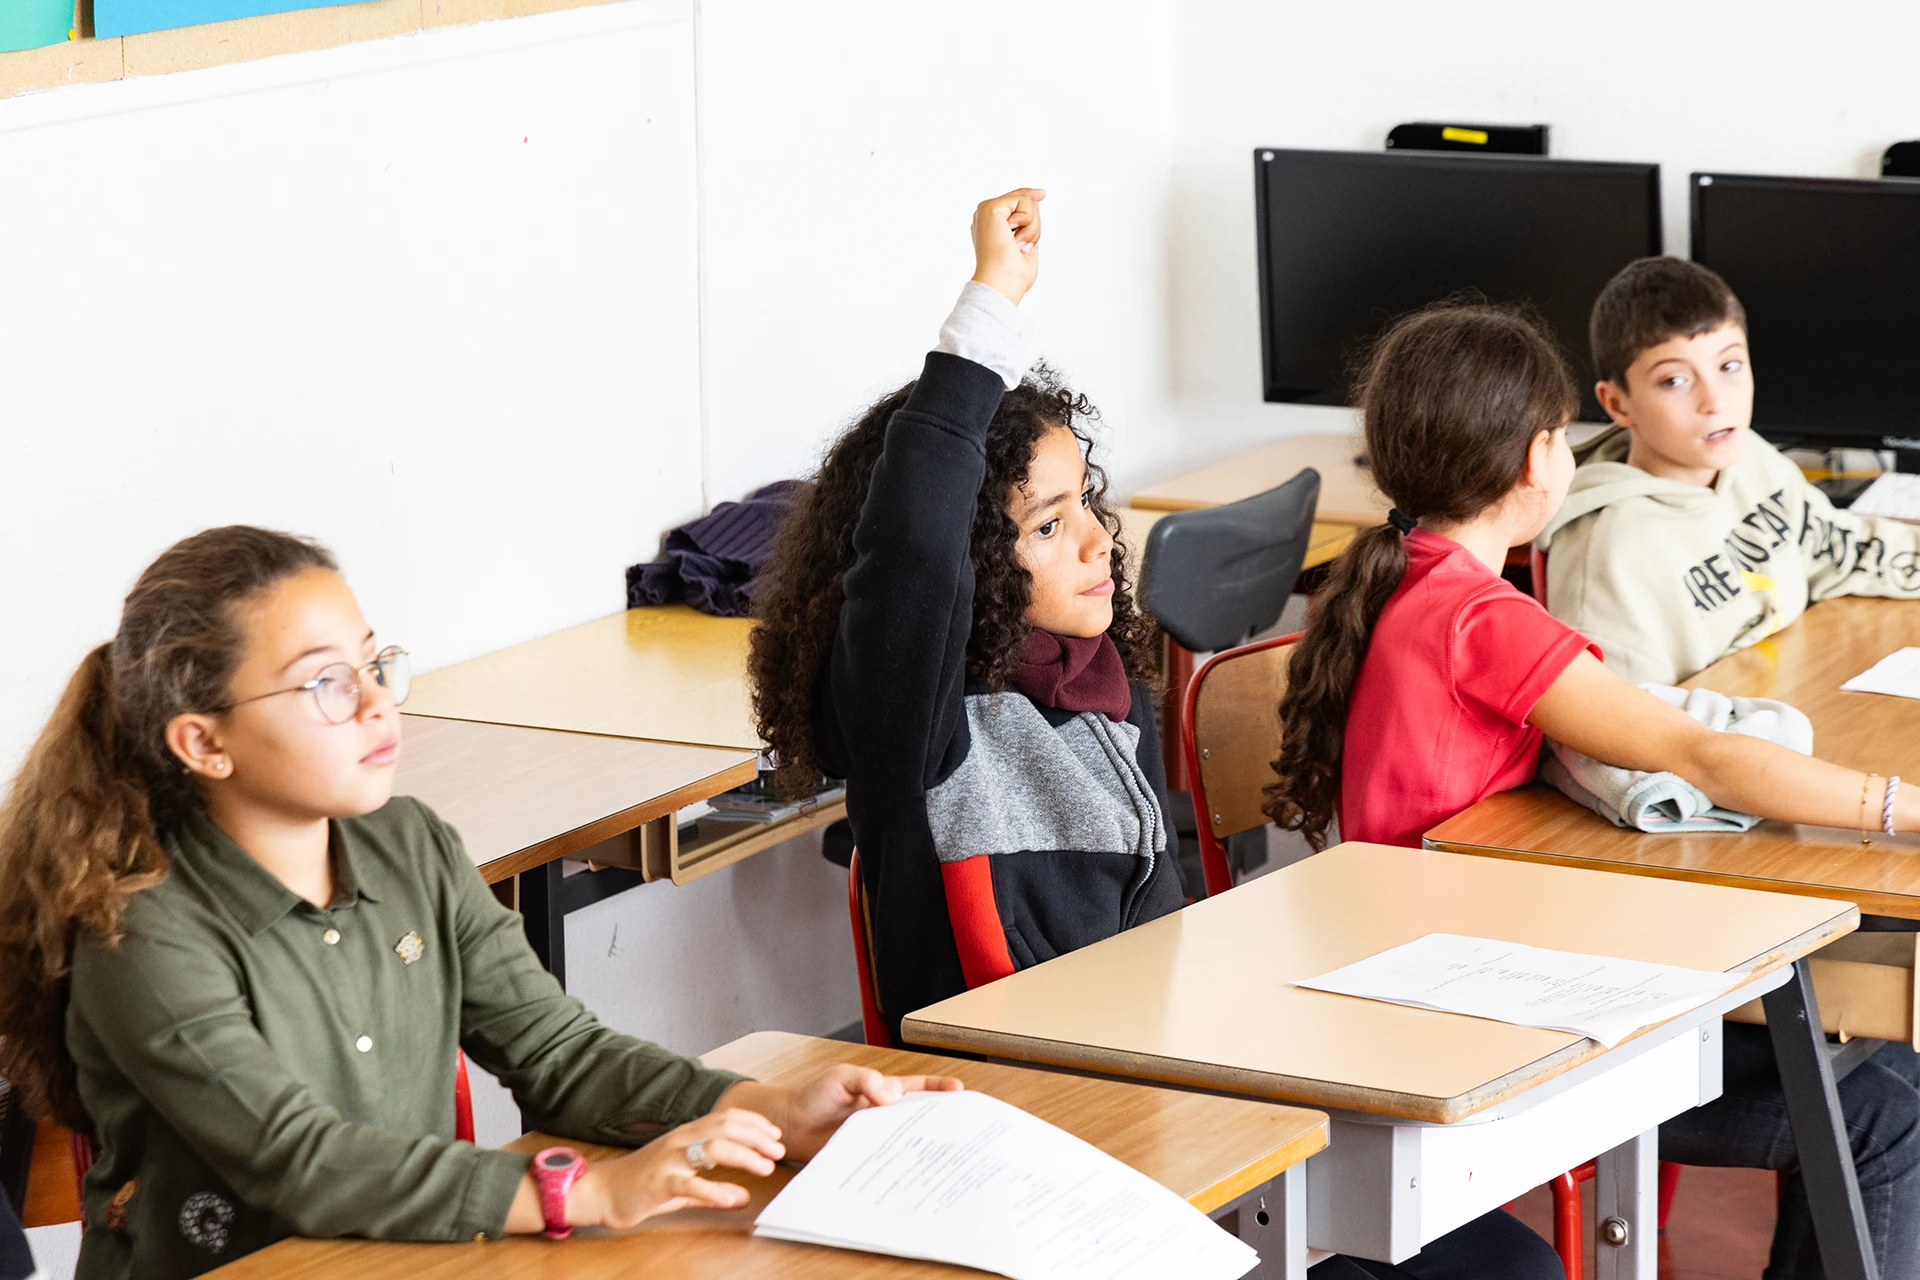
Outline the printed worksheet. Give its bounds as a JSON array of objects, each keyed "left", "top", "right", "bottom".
[
  {"left": 1841, "top": 647, "right": 1920, "bottom": 699},
  {"left": 754, "top": 1090, "right": 1258, "bottom": 1280},
  {"left": 1294, "top": 933, "right": 1744, "bottom": 1047}
]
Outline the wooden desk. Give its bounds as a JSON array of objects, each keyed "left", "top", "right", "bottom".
[
  {"left": 405, "top": 603, "right": 848, "bottom": 885},
  {"left": 206, "top": 1032, "right": 1329, "bottom": 1280},
  {"left": 393, "top": 714, "right": 756, "bottom": 885},
  {"left": 1129, "top": 431, "right": 1389, "bottom": 528},
  {"left": 1426, "top": 598, "right": 1920, "bottom": 920},
  {"left": 407, "top": 604, "right": 761, "bottom": 751},
  {"left": 903, "top": 843, "right": 1853, "bottom": 1270}
]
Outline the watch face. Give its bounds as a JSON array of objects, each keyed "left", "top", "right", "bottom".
[{"left": 541, "top": 1152, "right": 575, "bottom": 1170}]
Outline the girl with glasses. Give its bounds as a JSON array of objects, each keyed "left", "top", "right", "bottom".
[{"left": 0, "top": 526, "right": 955, "bottom": 1280}]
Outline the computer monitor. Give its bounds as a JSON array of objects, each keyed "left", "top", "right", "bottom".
[
  {"left": 1254, "top": 148, "right": 1662, "bottom": 420},
  {"left": 1690, "top": 172, "right": 1920, "bottom": 455}
]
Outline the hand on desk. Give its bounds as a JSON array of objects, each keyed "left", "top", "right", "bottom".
[
  {"left": 507, "top": 1064, "right": 963, "bottom": 1232},
  {"left": 717, "top": 1064, "right": 966, "bottom": 1163}
]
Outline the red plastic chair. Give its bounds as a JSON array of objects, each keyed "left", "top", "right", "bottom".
[
  {"left": 1529, "top": 545, "right": 1550, "bottom": 606},
  {"left": 71, "top": 1051, "right": 477, "bottom": 1225},
  {"left": 1179, "top": 633, "right": 1302, "bottom": 898},
  {"left": 846, "top": 849, "right": 893, "bottom": 1048}
]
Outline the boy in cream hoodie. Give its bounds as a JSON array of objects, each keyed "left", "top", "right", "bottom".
[{"left": 1541, "top": 257, "right": 1920, "bottom": 685}]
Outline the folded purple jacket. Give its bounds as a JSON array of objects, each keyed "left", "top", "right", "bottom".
[{"left": 626, "top": 480, "right": 807, "bottom": 618}]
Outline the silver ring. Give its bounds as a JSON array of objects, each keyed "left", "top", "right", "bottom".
[{"left": 686, "top": 1138, "right": 714, "bottom": 1171}]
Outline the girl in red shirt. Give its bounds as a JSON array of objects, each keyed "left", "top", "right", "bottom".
[{"left": 1268, "top": 302, "right": 1920, "bottom": 1280}]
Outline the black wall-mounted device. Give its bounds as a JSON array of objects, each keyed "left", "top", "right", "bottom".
[{"left": 1386, "top": 122, "right": 1549, "bottom": 156}]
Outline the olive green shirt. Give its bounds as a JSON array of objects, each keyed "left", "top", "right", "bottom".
[{"left": 66, "top": 797, "right": 744, "bottom": 1280}]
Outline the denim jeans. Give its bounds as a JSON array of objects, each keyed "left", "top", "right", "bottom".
[
  {"left": 0, "top": 1185, "right": 34, "bottom": 1280},
  {"left": 1659, "top": 1023, "right": 1920, "bottom": 1280},
  {"left": 1308, "top": 1208, "right": 1565, "bottom": 1280}
]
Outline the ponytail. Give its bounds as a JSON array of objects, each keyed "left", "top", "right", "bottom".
[
  {"left": 1263, "top": 303, "right": 1577, "bottom": 848},
  {"left": 0, "top": 526, "right": 335, "bottom": 1129},
  {"left": 0, "top": 646, "right": 167, "bottom": 1129},
  {"left": 1265, "top": 524, "right": 1410, "bottom": 847}
]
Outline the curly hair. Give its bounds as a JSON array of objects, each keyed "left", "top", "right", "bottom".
[
  {"left": 749, "top": 364, "right": 1157, "bottom": 793},
  {"left": 0, "top": 525, "right": 337, "bottom": 1130}
]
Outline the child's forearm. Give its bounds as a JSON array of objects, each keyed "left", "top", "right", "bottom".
[{"left": 1684, "top": 732, "right": 1920, "bottom": 834}]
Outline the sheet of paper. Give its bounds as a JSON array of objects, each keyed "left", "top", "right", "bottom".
[
  {"left": 754, "top": 1090, "right": 1258, "bottom": 1280},
  {"left": 1841, "top": 647, "right": 1920, "bottom": 699},
  {"left": 1294, "top": 933, "right": 1744, "bottom": 1047}
]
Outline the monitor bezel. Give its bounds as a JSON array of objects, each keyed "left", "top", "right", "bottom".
[
  {"left": 1253, "top": 146, "right": 1664, "bottom": 409},
  {"left": 1690, "top": 170, "right": 1920, "bottom": 454}
]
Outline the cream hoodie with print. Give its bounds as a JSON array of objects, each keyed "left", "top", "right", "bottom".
[{"left": 1539, "top": 426, "right": 1920, "bottom": 686}]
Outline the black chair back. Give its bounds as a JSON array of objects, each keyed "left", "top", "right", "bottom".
[
  {"left": 1138, "top": 468, "right": 1321, "bottom": 653},
  {"left": 0, "top": 1077, "right": 32, "bottom": 1230}
]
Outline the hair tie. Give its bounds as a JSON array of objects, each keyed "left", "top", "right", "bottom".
[{"left": 1386, "top": 509, "right": 1418, "bottom": 535}]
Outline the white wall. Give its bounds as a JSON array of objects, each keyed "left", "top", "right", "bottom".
[{"left": 0, "top": 0, "right": 705, "bottom": 779}]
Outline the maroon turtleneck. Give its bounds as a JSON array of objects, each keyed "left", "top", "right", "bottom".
[{"left": 1008, "top": 629, "right": 1132, "bottom": 723}]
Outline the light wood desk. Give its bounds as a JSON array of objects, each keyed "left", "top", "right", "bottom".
[
  {"left": 406, "top": 604, "right": 848, "bottom": 884},
  {"left": 407, "top": 604, "right": 759, "bottom": 750},
  {"left": 206, "top": 1032, "right": 1329, "bottom": 1280},
  {"left": 393, "top": 714, "right": 756, "bottom": 885},
  {"left": 903, "top": 843, "right": 1854, "bottom": 1273},
  {"left": 1426, "top": 598, "right": 1920, "bottom": 919}
]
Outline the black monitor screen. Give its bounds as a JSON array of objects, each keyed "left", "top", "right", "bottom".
[
  {"left": 1255, "top": 148, "right": 1662, "bottom": 420},
  {"left": 1691, "top": 173, "right": 1920, "bottom": 450}
]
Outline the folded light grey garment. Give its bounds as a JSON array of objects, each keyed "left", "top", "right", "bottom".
[{"left": 1541, "top": 685, "right": 1813, "bottom": 833}]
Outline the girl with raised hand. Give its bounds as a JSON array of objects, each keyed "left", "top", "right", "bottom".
[
  {"left": 1270, "top": 302, "right": 1920, "bottom": 1280},
  {"left": 749, "top": 189, "right": 1185, "bottom": 1037},
  {"left": 0, "top": 526, "right": 954, "bottom": 1280}
]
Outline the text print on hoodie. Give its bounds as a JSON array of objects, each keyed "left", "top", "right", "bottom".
[{"left": 1540, "top": 426, "right": 1920, "bottom": 686}]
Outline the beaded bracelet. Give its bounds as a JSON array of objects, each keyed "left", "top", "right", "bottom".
[{"left": 1885, "top": 776, "right": 1902, "bottom": 836}]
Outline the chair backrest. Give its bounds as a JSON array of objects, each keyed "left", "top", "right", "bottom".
[
  {"left": 1181, "top": 634, "right": 1300, "bottom": 898},
  {"left": 1529, "top": 544, "right": 1549, "bottom": 606},
  {"left": 0, "top": 1079, "right": 30, "bottom": 1224},
  {"left": 1138, "top": 468, "right": 1321, "bottom": 653},
  {"left": 846, "top": 849, "right": 893, "bottom": 1048}
]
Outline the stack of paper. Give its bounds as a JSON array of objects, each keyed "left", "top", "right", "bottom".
[
  {"left": 754, "top": 1090, "right": 1258, "bottom": 1280},
  {"left": 1841, "top": 648, "right": 1920, "bottom": 700},
  {"left": 1294, "top": 933, "right": 1744, "bottom": 1047}
]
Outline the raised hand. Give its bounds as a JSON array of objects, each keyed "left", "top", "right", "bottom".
[{"left": 970, "top": 187, "right": 1045, "bottom": 306}]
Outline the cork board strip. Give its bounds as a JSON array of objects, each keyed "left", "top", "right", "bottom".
[{"left": 0, "top": 0, "right": 629, "bottom": 98}]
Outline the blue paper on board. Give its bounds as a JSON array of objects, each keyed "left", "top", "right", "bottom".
[{"left": 95, "top": 0, "right": 378, "bottom": 39}]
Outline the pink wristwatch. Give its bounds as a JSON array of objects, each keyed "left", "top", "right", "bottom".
[{"left": 531, "top": 1146, "right": 586, "bottom": 1239}]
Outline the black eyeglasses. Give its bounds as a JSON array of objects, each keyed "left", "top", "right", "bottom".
[{"left": 216, "top": 646, "right": 411, "bottom": 725}]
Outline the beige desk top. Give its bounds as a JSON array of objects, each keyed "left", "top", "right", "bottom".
[
  {"left": 1128, "top": 431, "right": 1390, "bottom": 527},
  {"left": 903, "top": 842, "right": 1854, "bottom": 1124},
  {"left": 405, "top": 605, "right": 760, "bottom": 751},
  {"left": 206, "top": 1031, "right": 1327, "bottom": 1279},
  {"left": 394, "top": 714, "right": 756, "bottom": 884},
  {"left": 1428, "top": 598, "right": 1920, "bottom": 919}
]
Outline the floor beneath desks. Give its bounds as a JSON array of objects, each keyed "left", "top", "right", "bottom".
[{"left": 1509, "top": 1165, "right": 1778, "bottom": 1280}]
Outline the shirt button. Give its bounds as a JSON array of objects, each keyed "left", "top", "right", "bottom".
[
  {"left": 355, "top": 1035, "right": 373, "bottom": 1053},
  {"left": 322, "top": 929, "right": 341, "bottom": 946}
]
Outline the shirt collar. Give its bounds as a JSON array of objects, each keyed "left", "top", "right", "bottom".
[{"left": 174, "top": 812, "right": 383, "bottom": 937}]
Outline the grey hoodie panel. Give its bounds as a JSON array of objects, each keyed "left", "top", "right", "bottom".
[{"left": 924, "top": 692, "right": 1164, "bottom": 867}]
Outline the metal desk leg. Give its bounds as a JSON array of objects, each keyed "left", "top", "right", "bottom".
[
  {"left": 1763, "top": 958, "right": 1878, "bottom": 1280},
  {"left": 1216, "top": 1165, "right": 1306, "bottom": 1280},
  {"left": 1593, "top": 1126, "right": 1657, "bottom": 1280},
  {"left": 518, "top": 860, "right": 567, "bottom": 990}
]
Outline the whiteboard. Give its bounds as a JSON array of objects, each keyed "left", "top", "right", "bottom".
[{"left": 0, "top": 0, "right": 702, "bottom": 774}]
